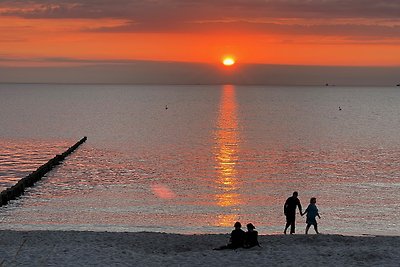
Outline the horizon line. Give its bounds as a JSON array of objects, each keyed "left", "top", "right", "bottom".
[{"left": 1, "top": 82, "right": 399, "bottom": 87}]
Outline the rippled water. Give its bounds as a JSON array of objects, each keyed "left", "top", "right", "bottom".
[
  {"left": 0, "top": 84, "right": 399, "bottom": 235},
  {"left": 0, "top": 140, "right": 70, "bottom": 191}
]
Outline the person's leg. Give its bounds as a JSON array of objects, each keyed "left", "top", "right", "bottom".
[
  {"left": 284, "top": 216, "right": 292, "bottom": 234},
  {"left": 290, "top": 217, "right": 296, "bottom": 234},
  {"left": 284, "top": 222, "right": 290, "bottom": 234},
  {"left": 305, "top": 223, "right": 311, "bottom": 234},
  {"left": 314, "top": 223, "right": 319, "bottom": 234}
]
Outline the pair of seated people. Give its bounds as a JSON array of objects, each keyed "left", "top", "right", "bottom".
[{"left": 214, "top": 221, "right": 260, "bottom": 250}]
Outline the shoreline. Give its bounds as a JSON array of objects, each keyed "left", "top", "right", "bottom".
[{"left": 1, "top": 230, "right": 399, "bottom": 266}]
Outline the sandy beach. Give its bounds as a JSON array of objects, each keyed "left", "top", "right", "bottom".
[{"left": 0, "top": 230, "right": 399, "bottom": 266}]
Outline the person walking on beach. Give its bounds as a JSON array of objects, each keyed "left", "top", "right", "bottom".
[
  {"left": 284, "top": 191, "right": 303, "bottom": 234},
  {"left": 302, "top": 197, "right": 321, "bottom": 234},
  {"left": 244, "top": 223, "right": 260, "bottom": 248},
  {"left": 214, "top": 221, "right": 245, "bottom": 250}
]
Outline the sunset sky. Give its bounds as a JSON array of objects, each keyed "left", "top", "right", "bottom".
[{"left": 1, "top": 0, "right": 400, "bottom": 84}]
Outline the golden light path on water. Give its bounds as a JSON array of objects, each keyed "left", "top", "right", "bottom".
[{"left": 214, "top": 85, "right": 242, "bottom": 227}]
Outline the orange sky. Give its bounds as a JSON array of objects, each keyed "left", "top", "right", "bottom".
[{"left": 1, "top": 1, "right": 400, "bottom": 67}]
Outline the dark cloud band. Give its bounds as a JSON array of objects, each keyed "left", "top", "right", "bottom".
[
  {"left": 1, "top": 0, "right": 400, "bottom": 40},
  {"left": 1, "top": 0, "right": 400, "bottom": 20}
]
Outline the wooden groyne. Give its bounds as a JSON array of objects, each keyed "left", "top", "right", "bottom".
[{"left": 0, "top": 136, "right": 87, "bottom": 207}]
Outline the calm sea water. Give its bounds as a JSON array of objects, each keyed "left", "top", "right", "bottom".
[{"left": 0, "top": 84, "right": 399, "bottom": 235}]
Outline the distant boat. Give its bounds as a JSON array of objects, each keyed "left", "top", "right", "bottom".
[{"left": 397, "top": 84, "right": 400, "bottom": 87}]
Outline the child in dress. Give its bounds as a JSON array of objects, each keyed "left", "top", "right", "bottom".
[{"left": 302, "top": 197, "right": 321, "bottom": 234}]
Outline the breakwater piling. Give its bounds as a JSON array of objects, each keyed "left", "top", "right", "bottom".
[{"left": 0, "top": 136, "right": 87, "bottom": 207}]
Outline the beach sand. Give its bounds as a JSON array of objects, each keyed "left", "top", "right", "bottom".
[{"left": 0, "top": 230, "right": 399, "bottom": 266}]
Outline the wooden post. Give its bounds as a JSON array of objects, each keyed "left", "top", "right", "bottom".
[{"left": 0, "top": 136, "right": 87, "bottom": 207}]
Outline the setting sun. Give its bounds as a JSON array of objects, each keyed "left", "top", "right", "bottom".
[{"left": 222, "top": 57, "right": 235, "bottom": 66}]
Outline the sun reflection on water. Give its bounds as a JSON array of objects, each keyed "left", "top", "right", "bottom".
[
  {"left": 216, "top": 214, "right": 240, "bottom": 228},
  {"left": 214, "top": 85, "right": 242, "bottom": 226}
]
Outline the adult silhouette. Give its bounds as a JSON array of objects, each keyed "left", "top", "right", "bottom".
[{"left": 284, "top": 191, "right": 303, "bottom": 234}]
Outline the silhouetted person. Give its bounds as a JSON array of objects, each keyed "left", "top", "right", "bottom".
[
  {"left": 284, "top": 191, "right": 303, "bottom": 234},
  {"left": 214, "top": 221, "right": 245, "bottom": 250},
  {"left": 244, "top": 223, "right": 260, "bottom": 248},
  {"left": 302, "top": 197, "right": 321, "bottom": 234}
]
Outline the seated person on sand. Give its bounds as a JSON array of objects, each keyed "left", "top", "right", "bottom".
[
  {"left": 214, "top": 221, "right": 245, "bottom": 250},
  {"left": 244, "top": 223, "right": 260, "bottom": 248}
]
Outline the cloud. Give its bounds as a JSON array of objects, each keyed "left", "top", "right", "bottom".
[
  {"left": 0, "top": 55, "right": 179, "bottom": 65},
  {"left": 84, "top": 19, "right": 400, "bottom": 43},
  {"left": 1, "top": 0, "right": 400, "bottom": 20},
  {"left": 1, "top": 1, "right": 400, "bottom": 40},
  {"left": 1, "top": 60, "right": 400, "bottom": 86}
]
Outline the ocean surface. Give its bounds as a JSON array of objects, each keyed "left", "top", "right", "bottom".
[{"left": 0, "top": 84, "right": 399, "bottom": 236}]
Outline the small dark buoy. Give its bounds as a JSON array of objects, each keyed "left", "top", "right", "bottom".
[
  {"left": 339, "top": 106, "right": 342, "bottom": 111},
  {"left": 325, "top": 83, "right": 329, "bottom": 86},
  {"left": 165, "top": 105, "right": 168, "bottom": 110}
]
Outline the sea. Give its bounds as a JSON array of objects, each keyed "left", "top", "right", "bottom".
[{"left": 0, "top": 84, "right": 399, "bottom": 236}]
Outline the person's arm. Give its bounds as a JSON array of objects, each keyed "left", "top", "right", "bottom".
[
  {"left": 297, "top": 199, "right": 303, "bottom": 215},
  {"left": 243, "top": 233, "right": 247, "bottom": 247},
  {"left": 228, "top": 231, "right": 234, "bottom": 244},
  {"left": 255, "top": 232, "right": 261, "bottom": 247},
  {"left": 284, "top": 199, "right": 288, "bottom": 215},
  {"left": 302, "top": 206, "right": 308, "bottom": 217}
]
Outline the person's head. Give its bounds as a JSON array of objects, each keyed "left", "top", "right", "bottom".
[
  {"left": 234, "top": 221, "right": 242, "bottom": 229},
  {"left": 310, "top": 197, "right": 316, "bottom": 204},
  {"left": 292, "top": 191, "right": 298, "bottom": 198},
  {"left": 246, "top": 223, "right": 255, "bottom": 231}
]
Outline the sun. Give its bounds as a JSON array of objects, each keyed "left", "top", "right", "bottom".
[{"left": 222, "top": 57, "right": 235, "bottom": 66}]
